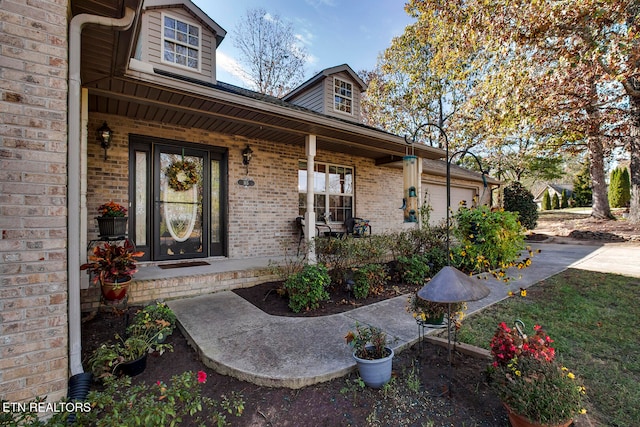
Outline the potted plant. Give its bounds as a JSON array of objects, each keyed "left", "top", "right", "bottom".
[
  {"left": 128, "top": 302, "right": 177, "bottom": 343},
  {"left": 80, "top": 240, "right": 144, "bottom": 302},
  {"left": 407, "top": 293, "right": 447, "bottom": 326},
  {"left": 345, "top": 322, "right": 394, "bottom": 388},
  {"left": 406, "top": 293, "right": 466, "bottom": 327},
  {"left": 88, "top": 331, "right": 172, "bottom": 379},
  {"left": 95, "top": 201, "right": 128, "bottom": 237},
  {"left": 489, "top": 321, "right": 587, "bottom": 427}
]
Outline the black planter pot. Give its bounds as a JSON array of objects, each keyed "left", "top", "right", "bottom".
[
  {"left": 96, "top": 216, "right": 128, "bottom": 237},
  {"left": 116, "top": 354, "right": 148, "bottom": 377}
]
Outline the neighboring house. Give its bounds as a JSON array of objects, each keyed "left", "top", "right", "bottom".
[
  {"left": 533, "top": 183, "right": 574, "bottom": 209},
  {"left": 0, "top": 0, "right": 498, "bottom": 404}
]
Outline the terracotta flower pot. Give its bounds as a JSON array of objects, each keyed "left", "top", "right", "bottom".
[
  {"left": 504, "top": 403, "right": 573, "bottom": 427},
  {"left": 101, "top": 276, "right": 131, "bottom": 302}
]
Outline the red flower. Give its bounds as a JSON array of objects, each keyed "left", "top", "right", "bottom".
[
  {"left": 490, "top": 321, "right": 556, "bottom": 367},
  {"left": 197, "top": 370, "right": 207, "bottom": 383}
]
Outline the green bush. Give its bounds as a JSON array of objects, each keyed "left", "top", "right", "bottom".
[
  {"left": 284, "top": 264, "right": 331, "bottom": 312},
  {"left": 608, "top": 167, "right": 631, "bottom": 208},
  {"left": 572, "top": 162, "right": 592, "bottom": 207},
  {"left": 542, "top": 189, "right": 552, "bottom": 211},
  {"left": 352, "top": 263, "right": 388, "bottom": 299},
  {"left": 389, "top": 226, "right": 448, "bottom": 259},
  {"left": 561, "top": 189, "right": 570, "bottom": 208},
  {"left": 1, "top": 372, "right": 244, "bottom": 426},
  {"left": 552, "top": 193, "right": 560, "bottom": 209},
  {"left": 423, "top": 245, "right": 448, "bottom": 274},
  {"left": 396, "top": 254, "right": 430, "bottom": 286},
  {"left": 452, "top": 205, "right": 525, "bottom": 275},
  {"left": 315, "top": 235, "right": 392, "bottom": 285},
  {"left": 503, "top": 182, "right": 538, "bottom": 230}
]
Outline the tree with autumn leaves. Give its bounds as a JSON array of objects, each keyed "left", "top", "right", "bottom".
[{"left": 363, "top": 0, "right": 639, "bottom": 222}]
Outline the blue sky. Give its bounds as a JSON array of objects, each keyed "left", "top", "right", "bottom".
[{"left": 194, "top": 0, "right": 414, "bottom": 87}]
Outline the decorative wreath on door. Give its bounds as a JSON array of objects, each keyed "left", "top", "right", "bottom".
[{"left": 165, "top": 159, "right": 199, "bottom": 191}]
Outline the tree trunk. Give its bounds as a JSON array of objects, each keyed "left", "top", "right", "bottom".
[
  {"left": 629, "top": 95, "right": 640, "bottom": 223},
  {"left": 588, "top": 136, "right": 612, "bottom": 219},
  {"left": 586, "top": 78, "right": 613, "bottom": 220}
]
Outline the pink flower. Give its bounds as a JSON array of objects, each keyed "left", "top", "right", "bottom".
[
  {"left": 156, "top": 381, "right": 161, "bottom": 386},
  {"left": 197, "top": 370, "right": 207, "bottom": 383}
]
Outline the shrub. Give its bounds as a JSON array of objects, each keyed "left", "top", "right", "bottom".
[
  {"left": 552, "top": 193, "right": 560, "bottom": 209},
  {"left": 284, "top": 264, "right": 331, "bottom": 312},
  {"left": 423, "top": 245, "right": 448, "bottom": 274},
  {"left": 572, "top": 161, "right": 592, "bottom": 207},
  {"left": 396, "top": 254, "right": 430, "bottom": 286},
  {"left": 608, "top": 167, "right": 631, "bottom": 208},
  {"left": 388, "top": 226, "right": 447, "bottom": 259},
  {"left": 503, "top": 182, "right": 538, "bottom": 230},
  {"left": 561, "top": 189, "right": 570, "bottom": 208},
  {"left": 542, "top": 189, "right": 551, "bottom": 211},
  {"left": 451, "top": 205, "right": 526, "bottom": 276},
  {"left": 352, "top": 263, "right": 388, "bottom": 299},
  {"left": 315, "top": 235, "right": 392, "bottom": 285},
  {"left": 2, "top": 372, "right": 245, "bottom": 426}
]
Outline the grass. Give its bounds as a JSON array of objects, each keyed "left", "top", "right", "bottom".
[{"left": 457, "top": 268, "right": 640, "bottom": 427}]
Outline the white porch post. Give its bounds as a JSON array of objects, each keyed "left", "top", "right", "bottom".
[{"left": 305, "top": 135, "right": 316, "bottom": 263}]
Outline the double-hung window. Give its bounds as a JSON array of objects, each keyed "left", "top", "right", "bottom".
[
  {"left": 333, "top": 77, "right": 353, "bottom": 115},
  {"left": 298, "top": 161, "right": 353, "bottom": 223},
  {"left": 162, "top": 14, "right": 201, "bottom": 71}
]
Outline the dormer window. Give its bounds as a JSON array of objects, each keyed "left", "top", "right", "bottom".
[
  {"left": 333, "top": 77, "right": 353, "bottom": 115},
  {"left": 162, "top": 13, "right": 201, "bottom": 71}
]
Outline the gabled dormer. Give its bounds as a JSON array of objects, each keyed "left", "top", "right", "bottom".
[
  {"left": 283, "top": 64, "right": 367, "bottom": 123},
  {"left": 133, "top": 0, "right": 226, "bottom": 84}
]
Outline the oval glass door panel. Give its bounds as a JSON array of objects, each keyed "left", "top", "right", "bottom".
[{"left": 159, "top": 152, "right": 203, "bottom": 257}]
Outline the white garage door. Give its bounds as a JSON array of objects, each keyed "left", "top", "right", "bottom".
[{"left": 423, "top": 183, "right": 476, "bottom": 226}]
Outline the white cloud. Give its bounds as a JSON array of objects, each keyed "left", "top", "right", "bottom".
[
  {"left": 304, "top": 0, "right": 336, "bottom": 7},
  {"left": 295, "top": 28, "right": 315, "bottom": 46},
  {"left": 263, "top": 12, "right": 276, "bottom": 22},
  {"left": 216, "top": 51, "right": 253, "bottom": 85}
]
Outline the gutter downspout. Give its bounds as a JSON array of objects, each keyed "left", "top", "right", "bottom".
[{"left": 68, "top": 7, "right": 135, "bottom": 376}]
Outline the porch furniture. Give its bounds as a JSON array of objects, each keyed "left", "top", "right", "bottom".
[
  {"left": 344, "top": 217, "right": 371, "bottom": 237},
  {"left": 296, "top": 217, "right": 343, "bottom": 255}
]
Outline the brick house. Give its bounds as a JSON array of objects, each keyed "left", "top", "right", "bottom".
[{"left": 0, "top": 0, "right": 498, "bottom": 404}]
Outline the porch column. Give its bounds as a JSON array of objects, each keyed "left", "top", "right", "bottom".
[{"left": 305, "top": 135, "right": 316, "bottom": 264}]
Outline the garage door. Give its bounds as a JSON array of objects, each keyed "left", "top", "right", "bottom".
[{"left": 423, "top": 183, "right": 475, "bottom": 226}]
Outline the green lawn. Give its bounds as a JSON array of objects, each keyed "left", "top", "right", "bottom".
[{"left": 457, "top": 269, "right": 640, "bottom": 427}]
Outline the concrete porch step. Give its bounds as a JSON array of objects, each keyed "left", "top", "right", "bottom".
[{"left": 80, "top": 256, "right": 281, "bottom": 311}]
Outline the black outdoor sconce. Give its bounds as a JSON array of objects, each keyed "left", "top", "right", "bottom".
[
  {"left": 242, "top": 145, "right": 253, "bottom": 166},
  {"left": 238, "top": 145, "right": 255, "bottom": 187},
  {"left": 97, "top": 122, "right": 113, "bottom": 161}
]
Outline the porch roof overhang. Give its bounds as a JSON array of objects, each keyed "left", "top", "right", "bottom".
[
  {"left": 73, "top": 1, "right": 445, "bottom": 163},
  {"left": 85, "top": 69, "right": 446, "bottom": 162}
]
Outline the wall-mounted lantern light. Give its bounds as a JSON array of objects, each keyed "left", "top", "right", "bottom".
[
  {"left": 97, "top": 122, "right": 113, "bottom": 161},
  {"left": 242, "top": 145, "right": 253, "bottom": 166},
  {"left": 238, "top": 145, "right": 256, "bottom": 187}
]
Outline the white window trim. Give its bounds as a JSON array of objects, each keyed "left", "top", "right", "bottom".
[
  {"left": 333, "top": 77, "right": 354, "bottom": 116},
  {"left": 299, "top": 160, "right": 354, "bottom": 222},
  {"left": 160, "top": 12, "right": 202, "bottom": 73}
]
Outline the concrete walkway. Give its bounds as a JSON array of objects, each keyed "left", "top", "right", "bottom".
[{"left": 168, "top": 242, "right": 640, "bottom": 389}]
